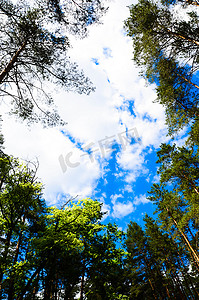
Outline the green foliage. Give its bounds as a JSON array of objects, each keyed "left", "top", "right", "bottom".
[
  {"left": 124, "top": 0, "right": 199, "bottom": 298},
  {"left": 0, "top": 0, "right": 108, "bottom": 126},
  {"left": 125, "top": 214, "right": 199, "bottom": 299},
  {"left": 0, "top": 153, "right": 128, "bottom": 299},
  {"left": 125, "top": 0, "right": 199, "bottom": 136},
  {"left": 0, "top": 152, "right": 47, "bottom": 299}
]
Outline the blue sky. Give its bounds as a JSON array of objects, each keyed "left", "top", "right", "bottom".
[{"left": 2, "top": 0, "right": 187, "bottom": 230}]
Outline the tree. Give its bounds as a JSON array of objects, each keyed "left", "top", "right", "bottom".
[
  {"left": 123, "top": 139, "right": 199, "bottom": 298},
  {"left": 125, "top": 221, "right": 166, "bottom": 300},
  {"left": 83, "top": 223, "right": 129, "bottom": 300},
  {"left": 39, "top": 199, "right": 105, "bottom": 300},
  {"left": 144, "top": 215, "right": 199, "bottom": 299},
  {"left": 148, "top": 180, "right": 199, "bottom": 272},
  {"left": 125, "top": 3, "right": 199, "bottom": 296},
  {"left": 39, "top": 202, "right": 128, "bottom": 300},
  {"left": 0, "top": 0, "right": 108, "bottom": 126},
  {"left": 0, "top": 153, "right": 47, "bottom": 299},
  {"left": 125, "top": 215, "right": 199, "bottom": 299},
  {"left": 161, "top": 0, "right": 199, "bottom": 7},
  {"left": 157, "top": 143, "right": 199, "bottom": 199},
  {"left": 0, "top": 179, "right": 128, "bottom": 300},
  {"left": 124, "top": 0, "right": 199, "bottom": 135},
  {"left": 0, "top": 141, "right": 129, "bottom": 299},
  {"left": 154, "top": 143, "right": 199, "bottom": 248}
]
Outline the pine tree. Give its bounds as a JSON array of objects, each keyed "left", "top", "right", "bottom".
[
  {"left": 124, "top": 0, "right": 199, "bottom": 135},
  {"left": 0, "top": 0, "right": 107, "bottom": 126}
]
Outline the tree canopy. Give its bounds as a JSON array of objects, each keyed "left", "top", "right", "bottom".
[
  {"left": 123, "top": 0, "right": 199, "bottom": 298},
  {"left": 0, "top": 146, "right": 129, "bottom": 299},
  {"left": 1, "top": 0, "right": 199, "bottom": 298},
  {"left": 125, "top": 0, "right": 199, "bottom": 136},
  {"left": 0, "top": 0, "right": 108, "bottom": 126}
]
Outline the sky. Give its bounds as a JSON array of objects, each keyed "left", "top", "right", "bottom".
[{"left": 1, "top": 0, "right": 187, "bottom": 230}]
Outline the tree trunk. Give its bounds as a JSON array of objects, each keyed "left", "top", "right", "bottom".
[
  {"left": 166, "top": 29, "right": 199, "bottom": 47},
  {"left": 0, "top": 40, "right": 27, "bottom": 85},
  {"left": 179, "top": 74, "right": 199, "bottom": 90},
  {"left": 16, "top": 264, "right": 44, "bottom": 300},
  {"left": 185, "top": 0, "right": 199, "bottom": 6},
  {"left": 0, "top": 227, "right": 13, "bottom": 299},
  {"left": 166, "top": 207, "right": 199, "bottom": 270},
  {"left": 142, "top": 254, "right": 159, "bottom": 300},
  {"left": 8, "top": 216, "right": 26, "bottom": 300},
  {"left": 174, "top": 237, "right": 199, "bottom": 296},
  {"left": 79, "top": 258, "right": 85, "bottom": 300},
  {"left": 181, "top": 172, "right": 199, "bottom": 195}
]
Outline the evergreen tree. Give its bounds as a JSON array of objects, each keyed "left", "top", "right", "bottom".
[
  {"left": 125, "top": 221, "right": 165, "bottom": 300},
  {"left": 124, "top": 0, "right": 199, "bottom": 135},
  {"left": 0, "top": 0, "right": 108, "bottom": 126}
]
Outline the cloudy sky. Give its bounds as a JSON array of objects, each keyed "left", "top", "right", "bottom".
[{"left": 2, "top": 0, "right": 182, "bottom": 229}]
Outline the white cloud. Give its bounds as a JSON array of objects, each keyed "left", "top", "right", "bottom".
[
  {"left": 133, "top": 194, "right": 150, "bottom": 206},
  {"left": 116, "top": 144, "right": 149, "bottom": 183},
  {"left": 152, "top": 174, "right": 160, "bottom": 184},
  {"left": 111, "top": 199, "right": 135, "bottom": 219},
  {"left": 111, "top": 194, "right": 123, "bottom": 202},
  {"left": 124, "top": 184, "right": 133, "bottom": 193},
  {"left": 2, "top": 0, "right": 169, "bottom": 207},
  {"left": 110, "top": 193, "right": 135, "bottom": 219},
  {"left": 2, "top": 116, "right": 101, "bottom": 205}
]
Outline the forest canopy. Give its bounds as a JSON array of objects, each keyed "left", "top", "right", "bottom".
[
  {"left": 0, "top": 0, "right": 108, "bottom": 126},
  {"left": 122, "top": 0, "right": 199, "bottom": 298},
  {"left": 1, "top": 0, "right": 199, "bottom": 299}
]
